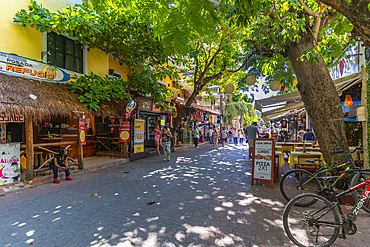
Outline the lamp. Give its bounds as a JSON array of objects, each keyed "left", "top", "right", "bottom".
[
  {"left": 344, "top": 95, "right": 353, "bottom": 107},
  {"left": 224, "top": 83, "right": 235, "bottom": 94},
  {"left": 246, "top": 76, "right": 257, "bottom": 86},
  {"left": 270, "top": 80, "right": 281, "bottom": 91}
]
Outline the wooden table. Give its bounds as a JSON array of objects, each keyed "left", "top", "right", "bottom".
[
  {"left": 295, "top": 147, "right": 321, "bottom": 151},
  {"left": 288, "top": 151, "right": 324, "bottom": 169},
  {"left": 275, "top": 151, "right": 285, "bottom": 168}
]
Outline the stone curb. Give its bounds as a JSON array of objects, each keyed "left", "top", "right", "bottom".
[{"left": 0, "top": 158, "right": 130, "bottom": 196}]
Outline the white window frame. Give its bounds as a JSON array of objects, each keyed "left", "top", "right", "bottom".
[{"left": 42, "top": 32, "right": 88, "bottom": 78}]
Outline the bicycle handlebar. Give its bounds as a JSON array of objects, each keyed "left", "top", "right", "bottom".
[
  {"left": 331, "top": 147, "right": 364, "bottom": 155},
  {"left": 339, "top": 168, "right": 370, "bottom": 174}
]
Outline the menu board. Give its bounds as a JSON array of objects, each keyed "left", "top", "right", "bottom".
[
  {"left": 251, "top": 138, "right": 275, "bottom": 188},
  {"left": 134, "top": 119, "right": 145, "bottom": 153}
]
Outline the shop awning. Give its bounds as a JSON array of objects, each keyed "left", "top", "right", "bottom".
[
  {"left": 171, "top": 97, "right": 222, "bottom": 115},
  {"left": 255, "top": 72, "right": 362, "bottom": 121},
  {"left": 0, "top": 73, "right": 125, "bottom": 121}
]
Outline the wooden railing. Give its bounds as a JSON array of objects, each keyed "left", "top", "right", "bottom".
[{"left": 22, "top": 141, "right": 83, "bottom": 179}]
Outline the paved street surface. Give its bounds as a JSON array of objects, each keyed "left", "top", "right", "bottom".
[{"left": 1, "top": 144, "right": 369, "bottom": 246}]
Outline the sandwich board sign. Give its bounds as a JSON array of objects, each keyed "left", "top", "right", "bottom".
[{"left": 251, "top": 138, "right": 275, "bottom": 188}]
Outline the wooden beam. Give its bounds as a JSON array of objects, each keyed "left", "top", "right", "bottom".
[
  {"left": 33, "top": 141, "right": 75, "bottom": 147},
  {"left": 25, "top": 116, "right": 34, "bottom": 181}
]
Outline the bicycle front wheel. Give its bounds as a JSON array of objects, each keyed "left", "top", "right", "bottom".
[
  {"left": 280, "top": 169, "right": 321, "bottom": 206},
  {"left": 283, "top": 193, "right": 340, "bottom": 247},
  {"left": 351, "top": 172, "right": 370, "bottom": 214}
]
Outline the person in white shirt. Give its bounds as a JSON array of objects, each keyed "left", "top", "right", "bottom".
[
  {"left": 232, "top": 128, "right": 238, "bottom": 145},
  {"left": 208, "top": 128, "right": 214, "bottom": 144}
]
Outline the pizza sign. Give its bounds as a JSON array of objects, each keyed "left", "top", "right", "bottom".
[{"left": 251, "top": 138, "right": 275, "bottom": 188}]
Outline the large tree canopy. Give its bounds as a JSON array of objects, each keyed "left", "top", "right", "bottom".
[
  {"left": 226, "top": 0, "right": 355, "bottom": 164},
  {"left": 14, "top": 1, "right": 179, "bottom": 110},
  {"left": 320, "top": 0, "right": 370, "bottom": 48}
]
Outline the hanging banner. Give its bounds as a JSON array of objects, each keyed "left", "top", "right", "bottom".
[
  {"left": 79, "top": 118, "right": 86, "bottom": 145},
  {"left": 119, "top": 119, "right": 130, "bottom": 143},
  {"left": 122, "top": 100, "right": 138, "bottom": 120},
  {"left": 134, "top": 119, "right": 145, "bottom": 153},
  {"left": 251, "top": 138, "right": 275, "bottom": 188},
  {"left": 0, "top": 143, "right": 20, "bottom": 185},
  {"left": 0, "top": 51, "right": 70, "bottom": 82}
]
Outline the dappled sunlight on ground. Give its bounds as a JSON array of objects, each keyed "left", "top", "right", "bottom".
[{"left": 1, "top": 144, "right": 363, "bottom": 246}]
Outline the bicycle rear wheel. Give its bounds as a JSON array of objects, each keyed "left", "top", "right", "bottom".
[
  {"left": 350, "top": 172, "right": 370, "bottom": 214},
  {"left": 280, "top": 169, "right": 321, "bottom": 206},
  {"left": 283, "top": 193, "right": 340, "bottom": 247}
]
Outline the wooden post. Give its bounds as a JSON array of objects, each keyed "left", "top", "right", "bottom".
[
  {"left": 123, "top": 142, "right": 128, "bottom": 158},
  {"left": 25, "top": 116, "right": 34, "bottom": 181},
  {"left": 77, "top": 142, "right": 84, "bottom": 169},
  {"left": 361, "top": 65, "right": 369, "bottom": 168}
]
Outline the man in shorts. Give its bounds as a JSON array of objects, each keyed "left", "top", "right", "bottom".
[
  {"left": 246, "top": 122, "right": 259, "bottom": 159},
  {"left": 220, "top": 126, "right": 228, "bottom": 148}
]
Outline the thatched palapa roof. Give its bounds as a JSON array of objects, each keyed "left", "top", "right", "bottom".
[{"left": 0, "top": 73, "right": 125, "bottom": 121}]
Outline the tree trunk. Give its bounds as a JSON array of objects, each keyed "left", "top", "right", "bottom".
[
  {"left": 320, "top": 0, "right": 370, "bottom": 48},
  {"left": 171, "top": 88, "right": 201, "bottom": 134},
  {"left": 286, "top": 33, "right": 348, "bottom": 164}
]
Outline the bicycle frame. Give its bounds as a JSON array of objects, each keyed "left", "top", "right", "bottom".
[
  {"left": 336, "top": 177, "right": 370, "bottom": 217},
  {"left": 298, "top": 162, "right": 351, "bottom": 193}
]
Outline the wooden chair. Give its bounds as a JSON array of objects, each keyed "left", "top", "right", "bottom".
[
  {"left": 297, "top": 154, "right": 322, "bottom": 172},
  {"left": 297, "top": 154, "right": 322, "bottom": 183},
  {"left": 282, "top": 144, "right": 294, "bottom": 156},
  {"left": 355, "top": 150, "right": 364, "bottom": 169}
]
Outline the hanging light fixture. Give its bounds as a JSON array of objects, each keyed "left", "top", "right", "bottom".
[
  {"left": 270, "top": 80, "right": 281, "bottom": 91},
  {"left": 344, "top": 95, "right": 353, "bottom": 107},
  {"left": 224, "top": 83, "right": 235, "bottom": 94},
  {"left": 246, "top": 76, "right": 257, "bottom": 86}
]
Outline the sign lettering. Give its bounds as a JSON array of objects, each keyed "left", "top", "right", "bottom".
[{"left": 0, "top": 52, "right": 70, "bottom": 82}]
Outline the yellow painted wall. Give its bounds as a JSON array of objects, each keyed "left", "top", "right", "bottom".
[
  {"left": 88, "top": 48, "right": 109, "bottom": 77},
  {"left": 109, "top": 57, "right": 129, "bottom": 81},
  {"left": 0, "top": 0, "right": 110, "bottom": 79}
]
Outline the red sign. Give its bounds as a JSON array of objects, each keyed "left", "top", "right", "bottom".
[
  {"left": 119, "top": 119, "right": 130, "bottom": 142},
  {"left": 79, "top": 118, "right": 86, "bottom": 145},
  {"left": 110, "top": 126, "right": 115, "bottom": 133},
  {"left": 111, "top": 118, "right": 115, "bottom": 124}
]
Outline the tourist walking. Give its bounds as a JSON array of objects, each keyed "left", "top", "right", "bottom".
[
  {"left": 212, "top": 129, "right": 219, "bottom": 149},
  {"left": 246, "top": 122, "right": 259, "bottom": 159},
  {"left": 208, "top": 127, "right": 214, "bottom": 144},
  {"left": 239, "top": 129, "right": 244, "bottom": 146},
  {"left": 220, "top": 127, "right": 228, "bottom": 148},
  {"left": 161, "top": 127, "right": 173, "bottom": 161},
  {"left": 232, "top": 128, "right": 238, "bottom": 145},
  {"left": 154, "top": 125, "right": 161, "bottom": 154},
  {"left": 194, "top": 126, "right": 200, "bottom": 148}
]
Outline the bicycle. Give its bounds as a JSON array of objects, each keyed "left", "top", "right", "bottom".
[
  {"left": 283, "top": 169, "right": 370, "bottom": 247},
  {"left": 279, "top": 147, "right": 363, "bottom": 207}
]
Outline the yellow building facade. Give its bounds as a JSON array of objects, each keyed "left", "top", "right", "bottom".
[{"left": 0, "top": 0, "right": 134, "bottom": 81}]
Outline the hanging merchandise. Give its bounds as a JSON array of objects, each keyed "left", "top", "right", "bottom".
[{"left": 281, "top": 119, "right": 287, "bottom": 129}]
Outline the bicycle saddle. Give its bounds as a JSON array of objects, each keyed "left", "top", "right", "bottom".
[{"left": 306, "top": 159, "right": 321, "bottom": 163}]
